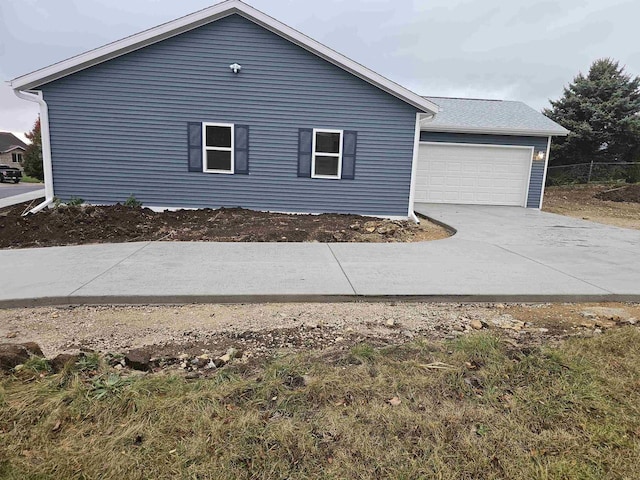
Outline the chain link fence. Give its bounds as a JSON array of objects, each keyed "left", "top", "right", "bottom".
[{"left": 546, "top": 161, "right": 640, "bottom": 185}]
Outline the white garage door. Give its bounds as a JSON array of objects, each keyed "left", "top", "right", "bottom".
[{"left": 414, "top": 143, "right": 533, "bottom": 206}]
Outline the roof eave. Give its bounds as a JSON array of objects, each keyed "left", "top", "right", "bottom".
[
  {"left": 1, "top": 146, "right": 27, "bottom": 153},
  {"left": 9, "top": 0, "right": 439, "bottom": 114},
  {"left": 420, "top": 124, "right": 570, "bottom": 137}
]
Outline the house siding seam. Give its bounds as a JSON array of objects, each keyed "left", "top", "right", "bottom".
[
  {"left": 419, "top": 132, "right": 549, "bottom": 208},
  {"left": 40, "top": 14, "right": 418, "bottom": 217}
]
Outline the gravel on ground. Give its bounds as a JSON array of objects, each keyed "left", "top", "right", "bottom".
[{"left": 1, "top": 302, "right": 637, "bottom": 370}]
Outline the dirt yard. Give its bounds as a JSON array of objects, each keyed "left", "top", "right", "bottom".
[
  {"left": 543, "top": 184, "right": 640, "bottom": 229},
  {"left": 0, "top": 202, "right": 450, "bottom": 249},
  {"left": 1, "top": 302, "right": 637, "bottom": 365}
]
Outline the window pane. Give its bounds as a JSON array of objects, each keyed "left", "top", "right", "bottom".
[
  {"left": 206, "top": 125, "right": 232, "bottom": 148},
  {"left": 315, "top": 132, "right": 341, "bottom": 154},
  {"left": 315, "top": 155, "right": 339, "bottom": 176},
  {"left": 206, "top": 150, "right": 232, "bottom": 171}
]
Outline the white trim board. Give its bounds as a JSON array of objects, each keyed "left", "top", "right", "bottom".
[
  {"left": 420, "top": 125, "right": 569, "bottom": 137},
  {"left": 538, "top": 136, "right": 552, "bottom": 209},
  {"left": 141, "top": 205, "right": 410, "bottom": 221},
  {"left": 9, "top": 0, "right": 439, "bottom": 115}
]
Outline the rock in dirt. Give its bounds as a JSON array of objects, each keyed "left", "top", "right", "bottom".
[
  {"left": 0, "top": 342, "right": 44, "bottom": 371},
  {"left": 470, "top": 320, "right": 484, "bottom": 330},
  {"left": 217, "top": 347, "right": 240, "bottom": 365},
  {"left": 124, "top": 350, "right": 152, "bottom": 371},
  {"left": 595, "top": 319, "right": 617, "bottom": 329},
  {"left": 50, "top": 353, "right": 84, "bottom": 372}
]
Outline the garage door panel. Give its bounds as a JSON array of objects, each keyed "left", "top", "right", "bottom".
[{"left": 416, "top": 143, "right": 531, "bottom": 206}]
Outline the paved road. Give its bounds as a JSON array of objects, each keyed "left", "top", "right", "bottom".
[
  {"left": 0, "top": 204, "right": 638, "bottom": 306},
  {"left": 0, "top": 182, "right": 44, "bottom": 199}
]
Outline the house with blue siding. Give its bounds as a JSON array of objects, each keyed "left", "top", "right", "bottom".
[{"left": 10, "top": 0, "right": 568, "bottom": 219}]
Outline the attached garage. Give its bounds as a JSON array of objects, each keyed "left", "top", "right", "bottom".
[
  {"left": 415, "top": 143, "right": 533, "bottom": 206},
  {"left": 413, "top": 97, "right": 568, "bottom": 212}
]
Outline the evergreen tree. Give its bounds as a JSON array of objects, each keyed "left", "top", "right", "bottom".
[
  {"left": 23, "top": 117, "right": 43, "bottom": 181},
  {"left": 544, "top": 58, "right": 640, "bottom": 167}
]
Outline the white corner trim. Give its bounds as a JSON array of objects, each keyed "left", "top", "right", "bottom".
[
  {"left": 311, "top": 128, "right": 343, "bottom": 179},
  {"left": 538, "top": 136, "right": 552, "bottom": 209},
  {"left": 202, "top": 122, "right": 235, "bottom": 174},
  {"left": 523, "top": 147, "right": 535, "bottom": 208},
  {"left": 9, "top": 0, "right": 439, "bottom": 114},
  {"left": 407, "top": 112, "right": 422, "bottom": 218}
]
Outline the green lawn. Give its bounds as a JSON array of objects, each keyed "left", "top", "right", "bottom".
[
  {"left": 19, "top": 175, "right": 43, "bottom": 184},
  {"left": 1, "top": 329, "right": 639, "bottom": 479}
]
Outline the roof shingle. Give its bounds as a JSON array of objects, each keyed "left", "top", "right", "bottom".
[
  {"left": 422, "top": 96, "right": 569, "bottom": 136},
  {"left": 0, "top": 132, "right": 28, "bottom": 153}
]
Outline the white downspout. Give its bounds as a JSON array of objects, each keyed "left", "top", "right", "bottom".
[
  {"left": 13, "top": 89, "right": 54, "bottom": 214},
  {"left": 408, "top": 111, "right": 436, "bottom": 223}
]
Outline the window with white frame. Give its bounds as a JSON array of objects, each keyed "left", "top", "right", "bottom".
[
  {"left": 202, "top": 123, "right": 234, "bottom": 174},
  {"left": 312, "top": 129, "right": 342, "bottom": 179},
  {"left": 12, "top": 153, "right": 23, "bottom": 163}
]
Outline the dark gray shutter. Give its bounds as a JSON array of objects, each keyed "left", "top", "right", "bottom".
[
  {"left": 188, "top": 122, "right": 202, "bottom": 172},
  {"left": 235, "top": 125, "right": 249, "bottom": 174},
  {"left": 341, "top": 130, "right": 357, "bottom": 180},
  {"left": 298, "top": 128, "right": 313, "bottom": 177}
]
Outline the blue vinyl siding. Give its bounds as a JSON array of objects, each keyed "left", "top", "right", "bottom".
[
  {"left": 420, "top": 132, "right": 550, "bottom": 208},
  {"left": 40, "top": 14, "right": 418, "bottom": 217}
]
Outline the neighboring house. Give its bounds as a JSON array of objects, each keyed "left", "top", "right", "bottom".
[
  {"left": 0, "top": 132, "right": 28, "bottom": 171},
  {"left": 9, "top": 0, "right": 568, "bottom": 218}
]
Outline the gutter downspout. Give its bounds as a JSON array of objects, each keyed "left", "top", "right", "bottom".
[
  {"left": 408, "top": 112, "right": 436, "bottom": 224},
  {"left": 13, "top": 89, "right": 54, "bottom": 214}
]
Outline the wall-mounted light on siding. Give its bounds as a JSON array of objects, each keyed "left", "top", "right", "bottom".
[
  {"left": 229, "top": 63, "right": 242, "bottom": 74},
  {"left": 536, "top": 151, "right": 546, "bottom": 160}
]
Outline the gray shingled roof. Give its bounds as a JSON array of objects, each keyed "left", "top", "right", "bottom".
[
  {"left": 0, "top": 132, "right": 28, "bottom": 153},
  {"left": 422, "top": 96, "right": 569, "bottom": 136}
]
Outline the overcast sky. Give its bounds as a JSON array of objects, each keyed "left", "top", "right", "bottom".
[{"left": 1, "top": 0, "right": 638, "bottom": 134}]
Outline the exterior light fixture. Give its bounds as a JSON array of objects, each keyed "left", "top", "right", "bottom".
[
  {"left": 229, "top": 63, "right": 242, "bottom": 74},
  {"left": 536, "top": 151, "right": 545, "bottom": 160}
]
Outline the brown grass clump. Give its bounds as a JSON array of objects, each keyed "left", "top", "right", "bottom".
[{"left": 1, "top": 329, "right": 639, "bottom": 479}]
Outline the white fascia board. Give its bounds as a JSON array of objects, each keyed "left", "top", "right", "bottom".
[
  {"left": 420, "top": 124, "right": 570, "bottom": 137},
  {"left": 9, "top": 0, "right": 439, "bottom": 114}
]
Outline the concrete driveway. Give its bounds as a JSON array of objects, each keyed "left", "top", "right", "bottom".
[
  {"left": 0, "top": 182, "right": 44, "bottom": 199},
  {"left": 0, "top": 183, "right": 45, "bottom": 209},
  {"left": 0, "top": 203, "right": 638, "bottom": 306}
]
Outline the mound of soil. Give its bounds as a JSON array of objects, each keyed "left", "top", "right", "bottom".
[
  {"left": 0, "top": 203, "right": 450, "bottom": 249},
  {"left": 595, "top": 184, "right": 640, "bottom": 203}
]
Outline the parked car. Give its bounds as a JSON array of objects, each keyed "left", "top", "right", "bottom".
[{"left": 0, "top": 165, "right": 22, "bottom": 183}]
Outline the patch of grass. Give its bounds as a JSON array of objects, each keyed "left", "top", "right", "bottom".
[
  {"left": 1, "top": 329, "right": 639, "bottom": 479},
  {"left": 19, "top": 175, "right": 43, "bottom": 184},
  {"left": 76, "top": 352, "right": 102, "bottom": 372},
  {"left": 123, "top": 194, "right": 143, "bottom": 208},
  {"left": 90, "top": 373, "right": 132, "bottom": 400},
  {"left": 347, "top": 343, "right": 379, "bottom": 364},
  {"left": 20, "top": 357, "right": 51, "bottom": 374},
  {"left": 66, "top": 196, "right": 84, "bottom": 206}
]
